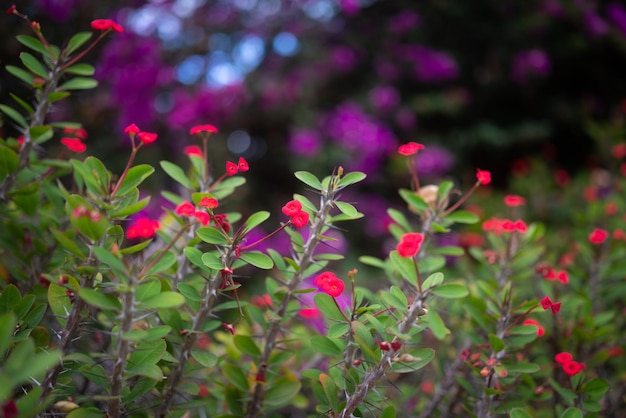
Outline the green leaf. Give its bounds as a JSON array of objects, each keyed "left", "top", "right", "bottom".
[
  {"left": 59, "top": 77, "right": 98, "bottom": 90},
  {"left": 504, "top": 363, "right": 540, "bottom": 374},
  {"left": 177, "top": 283, "right": 202, "bottom": 303},
  {"left": 233, "top": 335, "right": 262, "bottom": 357},
  {"left": 422, "top": 272, "right": 444, "bottom": 291},
  {"left": 380, "top": 406, "right": 396, "bottom": 418},
  {"left": 314, "top": 293, "right": 344, "bottom": 322},
  {"left": 5, "top": 65, "right": 35, "bottom": 85},
  {"left": 115, "top": 164, "right": 154, "bottom": 196},
  {"left": 10, "top": 93, "right": 35, "bottom": 113},
  {"left": 430, "top": 283, "right": 469, "bottom": 298},
  {"left": 183, "top": 247, "right": 213, "bottom": 273},
  {"left": 510, "top": 408, "right": 533, "bottom": 418},
  {"left": 16, "top": 35, "right": 49, "bottom": 55},
  {"left": 240, "top": 251, "right": 273, "bottom": 269},
  {"left": 337, "top": 171, "right": 366, "bottom": 188},
  {"left": 445, "top": 210, "right": 480, "bottom": 224},
  {"left": 30, "top": 125, "right": 54, "bottom": 144},
  {"left": 48, "top": 91, "right": 70, "bottom": 103},
  {"left": 437, "top": 180, "right": 454, "bottom": 202},
  {"left": 430, "top": 245, "right": 465, "bottom": 256},
  {"left": 0, "top": 104, "right": 28, "bottom": 128},
  {"left": 135, "top": 280, "right": 161, "bottom": 302},
  {"left": 201, "top": 251, "right": 224, "bottom": 270},
  {"left": 65, "top": 32, "right": 93, "bottom": 55},
  {"left": 0, "top": 145, "right": 20, "bottom": 179},
  {"left": 138, "top": 291, "right": 185, "bottom": 309},
  {"left": 160, "top": 160, "right": 193, "bottom": 189},
  {"left": 127, "top": 339, "right": 166, "bottom": 368},
  {"left": 399, "top": 188, "right": 429, "bottom": 212},
  {"left": 222, "top": 364, "right": 249, "bottom": 392},
  {"left": 294, "top": 171, "right": 323, "bottom": 190},
  {"left": 560, "top": 408, "right": 583, "bottom": 418},
  {"left": 78, "top": 288, "right": 122, "bottom": 311},
  {"left": 264, "top": 377, "right": 302, "bottom": 407},
  {"left": 423, "top": 310, "right": 450, "bottom": 340},
  {"left": 64, "top": 63, "right": 96, "bottom": 76},
  {"left": 191, "top": 349, "right": 217, "bottom": 368},
  {"left": 389, "top": 250, "right": 418, "bottom": 287},
  {"left": 309, "top": 336, "right": 344, "bottom": 357},
  {"left": 50, "top": 227, "right": 84, "bottom": 257},
  {"left": 119, "top": 239, "right": 153, "bottom": 255},
  {"left": 387, "top": 208, "right": 412, "bottom": 231},
  {"left": 196, "top": 227, "right": 229, "bottom": 245},
  {"left": 111, "top": 196, "right": 150, "bottom": 218},
  {"left": 125, "top": 363, "right": 163, "bottom": 380},
  {"left": 358, "top": 255, "right": 387, "bottom": 269},
  {"left": 583, "top": 378, "right": 610, "bottom": 398},
  {"left": 335, "top": 201, "right": 358, "bottom": 217},
  {"left": 244, "top": 211, "right": 270, "bottom": 233},
  {"left": 0, "top": 312, "right": 17, "bottom": 355},
  {"left": 144, "top": 251, "right": 176, "bottom": 276},
  {"left": 20, "top": 52, "right": 48, "bottom": 78},
  {"left": 319, "top": 373, "right": 339, "bottom": 413},
  {"left": 92, "top": 246, "right": 126, "bottom": 275},
  {"left": 0, "top": 285, "right": 21, "bottom": 315},
  {"left": 489, "top": 334, "right": 505, "bottom": 353}
]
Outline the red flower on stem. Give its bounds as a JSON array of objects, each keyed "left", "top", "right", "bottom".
[
  {"left": 137, "top": 131, "right": 157, "bottom": 145},
  {"left": 588, "top": 228, "right": 608, "bottom": 245},
  {"left": 63, "top": 126, "right": 87, "bottom": 140},
  {"left": 190, "top": 124, "right": 218, "bottom": 135},
  {"left": 396, "top": 232, "right": 424, "bottom": 258},
  {"left": 540, "top": 296, "right": 561, "bottom": 314},
  {"left": 91, "top": 19, "right": 124, "bottom": 33},
  {"left": 184, "top": 145, "right": 203, "bottom": 157},
  {"left": 555, "top": 352, "right": 573, "bottom": 364},
  {"left": 562, "top": 360, "right": 585, "bottom": 376},
  {"left": 290, "top": 210, "right": 309, "bottom": 228},
  {"left": 238, "top": 157, "right": 249, "bottom": 172},
  {"left": 175, "top": 201, "right": 196, "bottom": 216},
  {"left": 222, "top": 323, "right": 235, "bottom": 335},
  {"left": 60, "top": 138, "right": 86, "bottom": 153},
  {"left": 397, "top": 142, "right": 425, "bottom": 156},
  {"left": 124, "top": 123, "right": 140, "bottom": 135},
  {"left": 198, "top": 197, "right": 218, "bottom": 209},
  {"left": 194, "top": 210, "right": 210, "bottom": 226},
  {"left": 126, "top": 217, "right": 160, "bottom": 240},
  {"left": 522, "top": 318, "right": 545, "bottom": 337},
  {"left": 476, "top": 168, "right": 491, "bottom": 185},
  {"left": 2, "top": 399, "right": 18, "bottom": 418},
  {"left": 504, "top": 195, "right": 526, "bottom": 207},
  {"left": 226, "top": 161, "right": 239, "bottom": 176},
  {"left": 6, "top": 5, "right": 17, "bottom": 14},
  {"left": 282, "top": 200, "right": 302, "bottom": 216},
  {"left": 313, "top": 272, "right": 345, "bottom": 297}
]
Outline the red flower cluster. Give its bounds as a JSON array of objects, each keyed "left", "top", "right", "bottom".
[
  {"left": 123, "top": 123, "right": 157, "bottom": 145},
  {"left": 225, "top": 157, "right": 249, "bottom": 176},
  {"left": 126, "top": 217, "right": 160, "bottom": 240},
  {"left": 476, "top": 168, "right": 491, "bottom": 185},
  {"left": 540, "top": 296, "right": 561, "bottom": 314},
  {"left": 536, "top": 264, "right": 569, "bottom": 284},
  {"left": 522, "top": 318, "right": 545, "bottom": 337},
  {"left": 504, "top": 194, "right": 526, "bottom": 207},
  {"left": 198, "top": 196, "right": 219, "bottom": 209},
  {"left": 190, "top": 124, "right": 218, "bottom": 135},
  {"left": 313, "top": 272, "right": 345, "bottom": 297},
  {"left": 281, "top": 200, "right": 309, "bottom": 229},
  {"left": 60, "top": 137, "right": 86, "bottom": 153},
  {"left": 588, "top": 228, "right": 608, "bottom": 245},
  {"left": 91, "top": 19, "right": 123, "bottom": 33},
  {"left": 175, "top": 201, "right": 214, "bottom": 227},
  {"left": 396, "top": 232, "right": 424, "bottom": 258},
  {"left": 397, "top": 142, "right": 425, "bottom": 156},
  {"left": 482, "top": 218, "right": 527, "bottom": 235},
  {"left": 555, "top": 352, "right": 585, "bottom": 376}
]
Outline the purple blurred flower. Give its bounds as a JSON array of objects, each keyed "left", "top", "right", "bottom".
[
  {"left": 415, "top": 145, "right": 455, "bottom": 177},
  {"left": 330, "top": 46, "right": 359, "bottom": 73},
  {"left": 540, "top": 0, "right": 565, "bottom": 17},
  {"left": 36, "top": 0, "right": 81, "bottom": 22},
  {"left": 395, "top": 107, "right": 417, "bottom": 131},
  {"left": 339, "top": 0, "right": 361, "bottom": 16},
  {"left": 584, "top": 12, "right": 610, "bottom": 37},
  {"left": 404, "top": 45, "right": 459, "bottom": 82},
  {"left": 511, "top": 49, "right": 551, "bottom": 84},
  {"left": 375, "top": 59, "right": 400, "bottom": 82},
  {"left": 607, "top": 3, "right": 626, "bottom": 37},
  {"left": 388, "top": 10, "right": 421, "bottom": 35},
  {"left": 288, "top": 128, "right": 322, "bottom": 157},
  {"left": 368, "top": 85, "right": 400, "bottom": 112}
]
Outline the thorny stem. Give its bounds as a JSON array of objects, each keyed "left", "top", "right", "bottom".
[{"left": 244, "top": 174, "right": 341, "bottom": 418}]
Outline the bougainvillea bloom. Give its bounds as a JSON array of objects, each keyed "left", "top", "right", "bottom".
[
  {"left": 175, "top": 201, "right": 195, "bottom": 216},
  {"left": 397, "top": 232, "right": 424, "bottom": 258},
  {"left": 281, "top": 200, "right": 302, "bottom": 216},
  {"left": 126, "top": 217, "right": 160, "bottom": 240},
  {"left": 588, "top": 228, "right": 608, "bottom": 245},
  {"left": 226, "top": 161, "right": 238, "bottom": 176},
  {"left": 60, "top": 138, "right": 86, "bottom": 153},
  {"left": 504, "top": 195, "right": 526, "bottom": 207},
  {"left": 562, "top": 360, "right": 585, "bottom": 376},
  {"left": 555, "top": 352, "right": 573, "bottom": 364},
  {"left": 91, "top": 19, "right": 123, "bottom": 33},
  {"left": 124, "top": 123, "right": 140, "bottom": 135},
  {"left": 290, "top": 210, "right": 309, "bottom": 228},
  {"left": 198, "top": 197, "right": 218, "bottom": 209},
  {"left": 137, "top": 132, "right": 157, "bottom": 145},
  {"left": 522, "top": 318, "right": 545, "bottom": 337},
  {"left": 194, "top": 210, "right": 210, "bottom": 226},
  {"left": 184, "top": 145, "right": 202, "bottom": 157},
  {"left": 190, "top": 124, "right": 218, "bottom": 135},
  {"left": 237, "top": 157, "right": 249, "bottom": 172},
  {"left": 397, "top": 142, "right": 425, "bottom": 156},
  {"left": 476, "top": 168, "right": 492, "bottom": 185}
]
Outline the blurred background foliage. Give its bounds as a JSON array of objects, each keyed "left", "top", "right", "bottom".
[{"left": 1, "top": 0, "right": 626, "bottom": 258}]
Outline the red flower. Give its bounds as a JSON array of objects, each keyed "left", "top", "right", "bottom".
[
  {"left": 226, "top": 161, "right": 239, "bottom": 176},
  {"left": 611, "top": 143, "right": 626, "bottom": 159},
  {"left": 126, "top": 217, "right": 160, "bottom": 240},
  {"left": 502, "top": 219, "right": 515, "bottom": 232},
  {"left": 198, "top": 384, "right": 210, "bottom": 397},
  {"left": 290, "top": 210, "right": 309, "bottom": 228},
  {"left": 522, "top": 318, "right": 545, "bottom": 337},
  {"left": 588, "top": 228, "right": 608, "bottom": 245},
  {"left": 238, "top": 157, "right": 249, "bottom": 172},
  {"left": 63, "top": 126, "right": 87, "bottom": 140},
  {"left": 556, "top": 270, "right": 569, "bottom": 284},
  {"left": 222, "top": 323, "right": 235, "bottom": 335},
  {"left": 562, "top": 360, "right": 585, "bottom": 376},
  {"left": 282, "top": 200, "right": 302, "bottom": 216},
  {"left": 550, "top": 302, "right": 561, "bottom": 314},
  {"left": 2, "top": 399, "right": 18, "bottom": 418},
  {"left": 504, "top": 195, "right": 526, "bottom": 207},
  {"left": 184, "top": 145, "right": 203, "bottom": 157},
  {"left": 175, "top": 201, "right": 196, "bottom": 216},
  {"left": 314, "top": 272, "right": 336, "bottom": 287},
  {"left": 299, "top": 307, "right": 320, "bottom": 319},
  {"left": 194, "top": 210, "right": 210, "bottom": 226},
  {"left": 540, "top": 296, "right": 553, "bottom": 310},
  {"left": 198, "top": 197, "right": 218, "bottom": 209},
  {"left": 91, "top": 19, "right": 123, "bottom": 33},
  {"left": 396, "top": 232, "right": 424, "bottom": 258},
  {"left": 251, "top": 294, "right": 273, "bottom": 308},
  {"left": 124, "top": 123, "right": 140, "bottom": 135},
  {"left": 391, "top": 341, "right": 402, "bottom": 351},
  {"left": 513, "top": 219, "right": 527, "bottom": 233},
  {"left": 555, "top": 352, "right": 573, "bottom": 364},
  {"left": 190, "top": 124, "right": 218, "bottom": 135},
  {"left": 397, "top": 142, "right": 425, "bottom": 156},
  {"left": 321, "top": 277, "right": 344, "bottom": 297},
  {"left": 377, "top": 341, "right": 391, "bottom": 351},
  {"left": 137, "top": 131, "right": 157, "bottom": 145},
  {"left": 60, "top": 138, "right": 86, "bottom": 153},
  {"left": 476, "top": 169, "right": 491, "bottom": 185},
  {"left": 6, "top": 5, "right": 17, "bottom": 14},
  {"left": 213, "top": 213, "right": 231, "bottom": 233}
]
